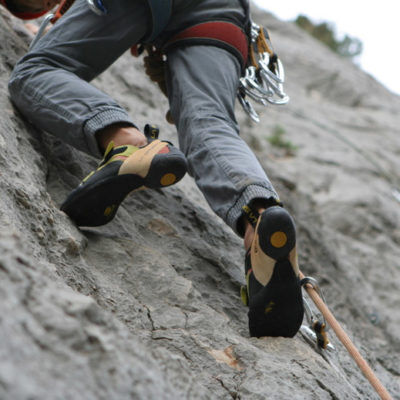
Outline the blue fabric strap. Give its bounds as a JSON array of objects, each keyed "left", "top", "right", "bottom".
[{"left": 146, "top": 0, "right": 173, "bottom": 42}]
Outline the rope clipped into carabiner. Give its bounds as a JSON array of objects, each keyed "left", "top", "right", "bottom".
[
  {"left": 301, "top": 279, "right": 332, "bottom": 351},
  {"left": 238, "top": 22, "right": 289, "bottom": 122},
  {"left": 299, "top": 270, "right": 393, "bottom": 400}
]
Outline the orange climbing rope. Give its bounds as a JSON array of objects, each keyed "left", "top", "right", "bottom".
[{"left": 300, "top": 271, "right": 393, "bottom": 400}]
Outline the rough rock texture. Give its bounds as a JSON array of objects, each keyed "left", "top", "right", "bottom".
[{"left": 1, "top": 5, "right": 400, "bottom": 399}]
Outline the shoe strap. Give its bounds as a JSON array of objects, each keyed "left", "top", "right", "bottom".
[
  {"left": 242, "top": 198, "right": 284, "bottom": 229},
  {"left": 143, "top": 124, "right": 175, "bottom": 147},
  {"left": 242, "top": 204, "right": 260, "bottom": 228},
  {"left": 99, "top": 142, "right": 138, "bottom": 168},
  {"left": 144, "top": 124, "right": 160, "bottom": 141}
]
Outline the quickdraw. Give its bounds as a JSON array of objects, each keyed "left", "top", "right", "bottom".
[
  {"left": 238, "top": 21, "right": 289, "bottom": 123},
  {"left": 298, "top": 270, "right": 393, "bottom": 399},
  {"left": 300, "top": 276, "right": 334, "bottom": 351}
]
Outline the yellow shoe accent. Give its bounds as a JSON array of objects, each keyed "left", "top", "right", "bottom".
[
  {"left": 264, "top": 301, "right": 275, "bottom": 314},
  {"left": 81, "top": 142, "right": 139, "bottom": 184},
  {"left": 270, "top": 231, "right": 287, "bottom": 248},
  {"left": 240, "top": 286, "right": 249, "bottom": 306},
  {"left": 81, "top": 170, "right": 95, "bottom": 184},
  {"left": 104, "top": 204, "right": 116, "bottom": 217},
  {"left": 160, "top": 173, "right": 176, "bottom": 186},
  {"left": 242, "top": 205, "right": 259, "bottom": 226}
]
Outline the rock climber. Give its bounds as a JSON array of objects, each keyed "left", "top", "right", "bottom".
[{"left": 8, "top": 0, "right": 304, "bottom": 338}]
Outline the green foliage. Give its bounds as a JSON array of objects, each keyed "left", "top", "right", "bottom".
[
  {"left": 267, "top": 125, "right": 298, "bottom": 155},
  {"left": 295, "top": 15, "right": 363, "bottom": 59}
]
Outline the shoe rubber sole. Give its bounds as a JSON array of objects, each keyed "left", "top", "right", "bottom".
[
  {"left": 60, "top": 151, "right": 187, "bottom": 227},
  {"left": 248, "top": 206, "right": 304, "bottom": 338}
]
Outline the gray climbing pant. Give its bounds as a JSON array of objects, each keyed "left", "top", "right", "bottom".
[{"left": 8, "top": 0, "right": 279, "bottom": 235}]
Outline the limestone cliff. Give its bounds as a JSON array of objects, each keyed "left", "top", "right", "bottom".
[{"left": 1, "top": 5, "right": 399, "bottom": 399}]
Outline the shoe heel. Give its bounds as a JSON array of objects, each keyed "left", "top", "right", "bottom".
[
  {"left": 145, "top": 147, "right": 187, "bottom": 189},
  {"left": 257, "top": 206, "right": 296, "bottom": 261}
]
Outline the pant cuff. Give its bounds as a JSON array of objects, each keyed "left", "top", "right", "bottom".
[
  {"left": 226, "top": 184, "right": 279, "bottom": 237},
  {"left": 84, "top": 108, "right": 136, "bottom": 157}
]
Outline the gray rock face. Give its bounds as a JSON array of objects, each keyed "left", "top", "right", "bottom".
[{"left": 1, "top": 5, "right": 400, "bottom": 399}]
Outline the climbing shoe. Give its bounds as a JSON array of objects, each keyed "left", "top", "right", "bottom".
[
  {"left": 241, "top": 205, "right": 304, "bottom": 337},
  {"left": 60, "top": 125, "right": 187, "bottom": 226}
]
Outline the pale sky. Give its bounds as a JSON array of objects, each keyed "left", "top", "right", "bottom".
[{"left": 252, "top": 0, "right": 400, "bottom": 96}]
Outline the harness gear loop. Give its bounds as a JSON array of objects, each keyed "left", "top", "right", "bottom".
[
  {"left": 140, "top": 45, "right": 174, "bottom": 124},
  {"left": 143, "top": 45, "right": 167, "bottom": 96},
  {"left": 135, "top": 45, "right": 174, "bottom": 124}
]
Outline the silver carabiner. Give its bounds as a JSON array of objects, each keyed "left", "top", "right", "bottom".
[
  {"left": 237, "top": 93, "right": 260, "bottom": 123},
  {"left": 302, "top": 294, "right": 334, "bottom": 350},
  {"left": 237, "top": 21, "right": 289, "bottom": 120},
  {"left": 29, "top": 13, "right": 54, "bottom": 50},
  {"left": 301, "top": 276, "right": 329, "bottom": 329},
  {"left": 300, "top": 325, "right": 335, "bottom": 351}
]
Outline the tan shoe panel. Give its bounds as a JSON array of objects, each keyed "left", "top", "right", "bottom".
[{"left": 119, "top": 140, "right": 167, "bottom": 178}]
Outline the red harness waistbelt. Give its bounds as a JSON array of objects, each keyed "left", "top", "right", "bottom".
[{"left": 163, "top": 21, "right": 249, "bottom": 70}]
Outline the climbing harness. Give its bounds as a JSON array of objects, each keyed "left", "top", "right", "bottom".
[
  {"left": 29, "top": 0, "right": 288, "bottom": 124},
  {"left": 163, "top": 21, "right": 249, "bottom": 71},
  {"left": 141, "top": 19, "right": 289, "bottom": 123},
  {"left": 138, "top": 18, "right": 289, "bottom": 124},
  {"left": 131, "top": 20, "right": 250, "bottom": 124}
]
